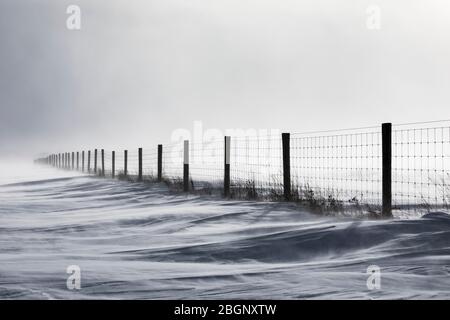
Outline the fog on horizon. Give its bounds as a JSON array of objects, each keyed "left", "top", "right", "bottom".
[{"left": 1, "top": 0, "right": 450, "bottom": 159}]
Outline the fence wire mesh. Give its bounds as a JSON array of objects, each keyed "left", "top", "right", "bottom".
[
  {"left": 190, "top": 140, "right": 224, "bottom": 190},
  {"left": 291, "top": 128, "right": 382, "bottom": 208},
  {"left": 230, "top": 135, "right": 283, "bottom": 197},
  {"left": 392, "top": 123, "right": 450, "bottom": 210}
]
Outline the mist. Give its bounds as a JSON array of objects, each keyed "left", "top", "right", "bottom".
[{"left": 1, "top": 0, "right": 450, "bottom": 159}]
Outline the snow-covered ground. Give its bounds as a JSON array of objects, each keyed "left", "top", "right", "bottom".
[{"left": 0, "top": 162, "right": 449, "bottom": 299}]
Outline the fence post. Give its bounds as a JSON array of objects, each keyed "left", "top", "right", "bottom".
[
  {"left": 183, "top": 140, "right": 189, "bottom": 192},
  {"left": 224, "top": 136, "right": 231, "bottom": 197},
  {"left": 124, "top": 150, "right": 128, "bottom": 177},
  {"left": 101, "top": 149, "right": 105, "bottom": 177},
  {"left": 77, "top": 152, "right": 79, "bottom": 170},
  {"left": 112, "top": 151, "right": 115, "bottom": 178},
  {"left": 88, "top": 150, "right": 91, "bottom": 173},
  {"left": 94, "top": 149, "right": 98, "bottom": 174},
  {"left": 72, "top": 152, "right": 75, "bottom": 170},
  {"left": 382, "top": 123, "right": 392, "bottom": 217},
  {"left": 157, "top": 144, "right": 163, "bottom": 182},
  {"left": 282, "top": 133, "right": 291, "bottom": 201},
  {"left": 82, "top": 151, "right": 85, "bottom": 172},
  {"left": 138, "top": 148, "right": 143, "bottom": 181}
]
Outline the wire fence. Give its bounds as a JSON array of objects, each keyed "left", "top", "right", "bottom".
[
  {"left": 291, "top": 128, "right": 382, "bottom": 207},
  {"left": 230, "top": 135, "right": 283, "bottom": 197},
  {"left": 38, "top": 120, "right": 450, "bottom": 214},
  {"left": 392, "top": 123, "right": 450, "bottom": 209}
]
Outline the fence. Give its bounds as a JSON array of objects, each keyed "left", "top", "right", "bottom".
[{"left": 35, "top": 121, "right": 450, "bottom": 216}]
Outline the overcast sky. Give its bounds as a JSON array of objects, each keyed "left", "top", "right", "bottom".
[{"left": 1, "top": 0, "right": 450, "bottom": 158}]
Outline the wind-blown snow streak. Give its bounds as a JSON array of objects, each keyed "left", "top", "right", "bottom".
[{"left": 0, "top": 163, "right": 449, "bottom": 299}]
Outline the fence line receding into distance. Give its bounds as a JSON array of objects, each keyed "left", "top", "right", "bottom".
[{"left": 35, "top": 121, "right": 450, "bottom": 216}]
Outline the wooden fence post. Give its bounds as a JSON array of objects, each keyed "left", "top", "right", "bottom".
[
  {"left": 72, "top": 152, "right": 75, "bottom": 170},
  {"left": 224, "top": 136, "right": 231, "bottom": 197},
  {"left": 138, "top": 148, "right": 143, "bottom": 181},
  {"left": 112, "top": 151, "right": 115, "bottom": 178},
  {"left": 124, "top": 150, "right": 128, "bottom": 177},
  {"left": 77, "top": 152, "right": 79, "bottom": 170},
  {"left": 282, "top": 133, "right": 291, "bottom": 201},
  {"left": 94, "top": 149, "right": 98, "bottom": 174},
  {"left": 382, "top": 123, "right": 392, "bottom": 217},
  {"left": 158, "top": 144, "right": 163, "bottom": 182},
  {"left": 183, "top": 140, "right": 189, "bottom": 192},
  {"left": 82, "top": 151, "right": 85, "bottom": 172},
  {"left": 88, "top": 150, "right": 91, "bottom": 173},
  {"left": 101, "top": 149, "right": 105, "bottom": 177}
]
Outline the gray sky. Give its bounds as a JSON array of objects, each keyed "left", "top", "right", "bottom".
[{"left": 1, "top": 0, "right": 450, "bottom": 158}]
